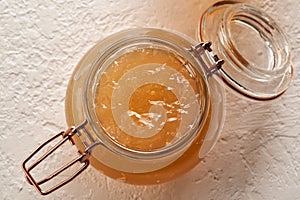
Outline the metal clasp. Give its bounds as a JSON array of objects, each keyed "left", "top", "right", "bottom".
[
  {"left": 189, "top": 42, "right": 224, "bottom": 77},
  {"left": 22, "top": 127, "right": 90, "bottom": 195}
]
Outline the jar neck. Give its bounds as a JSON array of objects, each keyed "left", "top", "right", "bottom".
[{"left": 82, "top": 29, "right": 210, "bottom": 160}]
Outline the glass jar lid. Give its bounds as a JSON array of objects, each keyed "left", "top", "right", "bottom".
[{"left": 198, "top": 1, "right": 293, "bottom": 100}]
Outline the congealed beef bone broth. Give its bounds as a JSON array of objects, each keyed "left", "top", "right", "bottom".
[{"left": 94, "top": 48, "right": 204, "bottom": 152}]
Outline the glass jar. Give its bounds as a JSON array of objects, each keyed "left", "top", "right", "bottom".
[
  {"left": 65, "top": 28, "right": 226, "bottom": 185},
  {"left": 22, "top": 1, "right": 293, "bottom": 195}
]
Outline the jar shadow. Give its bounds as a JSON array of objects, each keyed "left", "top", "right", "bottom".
[{"left": 152, "top": 92, "right": 289, "bottom": 199}]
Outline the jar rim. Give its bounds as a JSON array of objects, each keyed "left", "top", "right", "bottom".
[{"left": 83, "top": 28, "right": 210, "bottom": 160}]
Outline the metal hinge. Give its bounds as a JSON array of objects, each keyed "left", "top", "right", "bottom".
[{"left": 189, "top": 42, "right": 224, "bottom": 77}]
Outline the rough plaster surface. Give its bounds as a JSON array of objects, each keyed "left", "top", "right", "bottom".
[{"left": 1, "top": 0, "right": 300, "bottom": 199}]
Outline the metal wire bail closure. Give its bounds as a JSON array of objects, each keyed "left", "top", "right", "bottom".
[{"left": 22, "top": 127, "right": 90, "bottom": 195}]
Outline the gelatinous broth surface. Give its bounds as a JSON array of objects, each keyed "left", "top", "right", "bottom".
[{"left": 94, "top": 48, "right": 203, "bottom": 151}]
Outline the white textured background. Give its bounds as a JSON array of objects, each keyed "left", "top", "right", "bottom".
[{"left": 1, "top": 0, "right": 299, "bottom": 199}]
